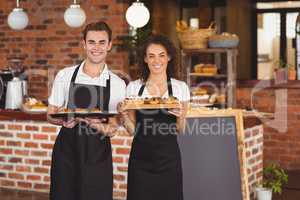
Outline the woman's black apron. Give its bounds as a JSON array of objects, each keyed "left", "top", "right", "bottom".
[
  {"left": 127, "top": 77, "right": 184, "bottom": 200},
  {"left": 50, "top": 65, "right": 113, "bottom": 200}
]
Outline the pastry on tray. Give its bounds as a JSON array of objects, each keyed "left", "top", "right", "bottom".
[
  {"left": 124, "top": 97, "right": 143, "bottom": 105},
  {"left": 90, "top": 108, "right": 102, "bottom": 112},
  {"left": 58, "top": 108, "right": 102, "bottom": 113},
  {"left": 59, "top": 108, "right": 74, "bottom": 113},
  {"left": 149, "top": 97, "right": 160, "bottom": 104},
  {"left": 124, "top": 96, "right": 179, "bottom": 105},
  {"left": 122, "top": 96, "right": 180, "bottom": 110},
  {"left": 162, "top": 96, "right": 178, "bottom": 104},
  {"left": 23, "top": 97, "right": 47, "bottom": 112}
]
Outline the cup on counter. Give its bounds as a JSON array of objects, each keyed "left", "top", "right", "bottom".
[{"left": 190, "top": 18, "right": 199, "bottom": 29}]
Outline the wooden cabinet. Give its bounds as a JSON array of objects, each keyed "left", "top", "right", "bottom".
[{"left": 180, "top": 48, "right": 238, "bottom": 107}]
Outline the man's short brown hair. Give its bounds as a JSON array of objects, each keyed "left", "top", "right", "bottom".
[{"left": 82, "top": 21, "right": 112, "bottom": 41}]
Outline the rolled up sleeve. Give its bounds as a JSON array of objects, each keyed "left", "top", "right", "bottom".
[{"left": 48, "top": 70, "right": 67, "bottom": 107}]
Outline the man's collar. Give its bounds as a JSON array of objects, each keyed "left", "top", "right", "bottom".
[{"left": 78, "top": 61, "right": 110, "bottom": 79}]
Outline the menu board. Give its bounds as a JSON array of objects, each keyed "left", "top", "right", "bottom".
[{"left": 178, "top": 110, "right": 249, "bottom": 200}]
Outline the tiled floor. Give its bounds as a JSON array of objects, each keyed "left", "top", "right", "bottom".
[
  {"left": 1, "top": 187, "right": 300, "bottom": 200},
  {"left": 1, "top": 172, "right": 300, "bottom": 200}
]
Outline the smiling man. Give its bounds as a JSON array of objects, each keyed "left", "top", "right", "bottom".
[{"left": 47, "top": 21, "right": 126, "bottom": 200}]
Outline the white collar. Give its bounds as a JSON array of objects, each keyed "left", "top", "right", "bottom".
[{"left": 78, "top": 61, "right": 110, "bottom": 80}]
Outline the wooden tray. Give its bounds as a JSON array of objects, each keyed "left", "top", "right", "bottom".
[
  {"left": 50, "top": 112, "right": 116, "bottom": 119},
  {"left": 122, "top": 103, "right": 180, "bottom": 110}
]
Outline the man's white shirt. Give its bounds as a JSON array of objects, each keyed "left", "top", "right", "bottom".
[{"left": 48, "top": 61, "right": 126, "bottom": 113}]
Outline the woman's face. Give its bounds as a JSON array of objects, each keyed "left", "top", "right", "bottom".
[{"left": 144, "top": 43, "right": 170, "bottom": 76}]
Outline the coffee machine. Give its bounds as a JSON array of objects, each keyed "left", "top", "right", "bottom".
[
  {"left": 0, "top": 58, "right": 28, "bottom": 109},
  {"left": 0, "top": 68, "right": 14, "bottom": 108}
]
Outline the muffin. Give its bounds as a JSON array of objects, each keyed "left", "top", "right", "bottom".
[
  {"left": 149, "top": 97, "right": 160, "bottom": 104},
  {"left": 75, "top": 108, "right": 87, "bottom": 113}
]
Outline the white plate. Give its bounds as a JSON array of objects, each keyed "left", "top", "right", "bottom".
[{"left": 21, "top": 105, "right": 47, "bottom": 114}]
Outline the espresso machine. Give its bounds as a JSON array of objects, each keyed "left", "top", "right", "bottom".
[
  {"left": 0, "top": 58, "right": 27, "bottom": 109},
  {"left": 0, "top": 68, "right": 14, "bottom": 108}
]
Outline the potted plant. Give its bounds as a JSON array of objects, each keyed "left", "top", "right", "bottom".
[
  {"left": 256, "top": 163, "right": 288, "bottom": 200},
  {"left": 274, "top": 60, "right": 289, "bottom": 81}
]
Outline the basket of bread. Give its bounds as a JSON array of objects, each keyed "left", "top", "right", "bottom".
[
  {"left": 176, "top": 20, "right": 217, "bottom": 49},
  {"left": 208, "top": 32, "right": 239, "bottom": 48}
]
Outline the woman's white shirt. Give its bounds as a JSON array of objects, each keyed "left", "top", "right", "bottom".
[{"left": 126, "top": 78, "right": 190, "bottom": 102}]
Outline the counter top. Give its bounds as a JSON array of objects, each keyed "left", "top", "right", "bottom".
[
  {"left": 0, "top": 109, "right": 262, "bottom": 129},
  {"left": 238, "top": 80, "right": 300, "bottom": 89},
  {"left": 0, "top": 109, "right": 47, "bottom": 121}
]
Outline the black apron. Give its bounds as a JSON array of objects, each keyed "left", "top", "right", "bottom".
[
  {"left": 127, "top": 77, "right": 184, "bottom": 200},
  {"left": 50, "top": 64, "right": 113, "bottom": 200}
]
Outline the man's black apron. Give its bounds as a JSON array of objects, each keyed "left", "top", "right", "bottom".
[
  {"left": 50, "top": 64, "right": 113, "bottom": 200},
  {"left": 127, "top": 77, "right": 184, "bottom": 200}
]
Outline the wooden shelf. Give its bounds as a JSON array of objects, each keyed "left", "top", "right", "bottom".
[{"left": 180, "top": 48, "right": 237, "bottom": 108}]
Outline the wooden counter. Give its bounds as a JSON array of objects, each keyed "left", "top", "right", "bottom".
[
  {"left": 238, "top": 80, "right": 300, "bottom": 89},
  {"left": 0, "top": 109, "right": 262, "bottom": 129},
  {"left": 0, "top": 109, "right": 47, "bottom": 121}
]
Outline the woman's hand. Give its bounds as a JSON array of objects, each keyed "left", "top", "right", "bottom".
[
  {"left": 117, "top": 102, "right": 129, "bottom": 117},
  {"left": 117, "top": 102, "right": 136, "bottom": 136},
  {"left": 168, "top": 102, "right": 187, "bottom": 118}
]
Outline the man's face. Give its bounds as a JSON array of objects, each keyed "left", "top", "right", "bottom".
[{"left": 82, "top": 30, "right": 112, "bottom": 65}]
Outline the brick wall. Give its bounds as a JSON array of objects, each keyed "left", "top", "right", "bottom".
[
  {"left": 0, "top": 120, "right": 132, "bottom": 199},
  {"left": 244, "top": 125, "right": 263, "bottom": 199},
  {"left": 0, "top": 119, "right": 263, "bottom": 199},
  {"left": 237, "top": 85, "right": 300, "bottom": 170},
  {"left": 0, "top": 0, "right": 129, "bottom": 101}
]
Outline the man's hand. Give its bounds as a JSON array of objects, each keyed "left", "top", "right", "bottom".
[
  {"left": 81, "top": 118, "right": 119, "bottom": 137},
  {"left": 62, "top": 118, "right": 77, "bottom": 128},
  {"left": 47, "top": 105, "right": 79, "bottom": 128}
]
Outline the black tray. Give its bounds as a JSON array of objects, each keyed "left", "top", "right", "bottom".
[{"left": 50, "top": 112, "right": 117, "bottom": 119}]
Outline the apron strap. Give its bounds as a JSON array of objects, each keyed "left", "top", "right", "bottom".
[
  {"left": 138, "top": 84, "right": 145, "bottom": 96},
  {"left": 138, "top": 76, "right": 173, "bottom": 97},
  {"left": 70, "top": 62, "right": 83, "bottom": 82},
  {"left": 102, "top": 75, "right": 110, "bottom": 111},
  {"left": 167, "top": 76, "right": 173, "bottom": 97}
]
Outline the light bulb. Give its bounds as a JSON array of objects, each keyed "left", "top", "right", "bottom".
[
  {"left": 126, "top": 1, "right": 150, "bottom": 28},
  {"left": 7, "top": 8, "right": 29, "bottom": 30},
  {"left": 64, "top": 4, "right": 86, "bottom": 28}
]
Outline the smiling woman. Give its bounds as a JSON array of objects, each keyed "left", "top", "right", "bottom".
[{"left": 120, "top": 34, "right": 190, "bottom": 200}]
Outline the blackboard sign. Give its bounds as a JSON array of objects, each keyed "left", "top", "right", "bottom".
[{"left": 178, "top": 111, "right": 249, "bottom": 200}]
